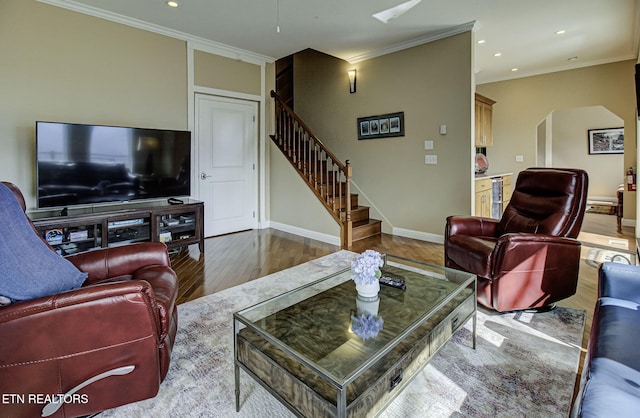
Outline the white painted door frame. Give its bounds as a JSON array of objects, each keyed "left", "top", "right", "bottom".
[{"left": 186, "top": 42, "right": 270, "bottom": 235}]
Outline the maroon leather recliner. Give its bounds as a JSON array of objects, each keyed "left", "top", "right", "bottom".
[
  {"left": 0, "top": 182, "right": 178, "bottom": 418},
  {"left": 445, "top": 168, "right": 589, "bottom": 312}
]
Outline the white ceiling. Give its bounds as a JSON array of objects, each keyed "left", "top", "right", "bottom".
[{"left": 43, "top": 0, "right": 639, "bottom": 84}]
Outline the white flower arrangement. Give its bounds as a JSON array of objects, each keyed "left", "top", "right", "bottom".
[{"left": 351, "top": 250, "right": 384, "bottom": 285}]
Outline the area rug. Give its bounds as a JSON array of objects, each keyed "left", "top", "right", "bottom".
[
  {"left": 585, "top": 204, "right": 616, "bottom": 215},
  {"left": 584, "top": 246, "right": 635, "bottom": 267},
  {"left": 100, "top": 250, "right": 584, "bottom": 418}
]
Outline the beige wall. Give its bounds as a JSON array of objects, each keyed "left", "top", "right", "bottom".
[
  {"left": 194, "top": 51, "right": 261, "bottom": 95},
  {"left": 281, "top": 33, "right": 473, "bottom": 237},
  {"left": 0, "top": 0, "right": 188, "bottom": 208},
  {"left": 477, "top": 60, "right": 637, "bottom": 220},
  {"left": 269, "top": 148, "right": 341, "bottom": 239}
]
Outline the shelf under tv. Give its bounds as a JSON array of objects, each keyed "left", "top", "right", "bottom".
[{"left": 30, "top": 199, "right": 204, "bottom": 254}]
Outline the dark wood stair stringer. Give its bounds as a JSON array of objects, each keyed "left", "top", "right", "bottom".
[{"left": 270, "top": 90, "right": 381, "bottom": 248}]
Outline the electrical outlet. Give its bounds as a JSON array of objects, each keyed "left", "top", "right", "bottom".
[
  {"left": 424, "top": 155, "right": 438, "bottom": 164},
  {"left": 515, "top": 155, "right": 524, "bottom": 162}
]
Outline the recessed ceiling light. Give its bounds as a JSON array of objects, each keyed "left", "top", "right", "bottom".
[
  {"left": 555, "top": 30, "right": 566, "bottom": 35},
  {"left": 511, "top": 68, "right": 519, "bottom": 72},
  {"left": 167, "top": 1, "right": 179, "bottom": 7},
  {"left": 494, "top": 52, "right": 502, "bottom": 57},
  {"left": 477, "top": 39, "right": 486, "bottom": 44}
]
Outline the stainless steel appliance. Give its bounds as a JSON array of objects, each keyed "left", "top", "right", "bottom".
[{"left": 491, "top": 177, "right": 503, "bottom": 219}]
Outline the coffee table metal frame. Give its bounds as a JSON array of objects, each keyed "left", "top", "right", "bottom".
[{"left": 233, "top": 254, "right": 477, "bottom": 418}]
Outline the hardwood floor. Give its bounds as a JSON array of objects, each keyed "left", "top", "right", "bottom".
[
  {"left": 170, "top": 228, "right": 339, "bottom": 303},
  {"left": 170, "top": 212, "right": 634, "bottom": 390},
  {"left": 170, "top": 229, "right": 446, "bottom": 305},
  {"left": 169, "top": 212, "right": 633, "bottom": 407},
  {"left": 172, "top": 212, "right": 634, "bottom": 308}
]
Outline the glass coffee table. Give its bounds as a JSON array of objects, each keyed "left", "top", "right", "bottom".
[{"left": 233, "top": 254, "right": 476, "bottom": 418}]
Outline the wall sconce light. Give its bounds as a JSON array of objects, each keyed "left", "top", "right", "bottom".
[{"left": 348, "top": 69, "right": 357, "bottom": 94}]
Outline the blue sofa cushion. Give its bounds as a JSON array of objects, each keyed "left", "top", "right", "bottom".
[
  {"left": 600, "top": 263, "right": 640, "bottom": 305},
  {"left": 0, "top": 183, "right": 87, "bottom": 301},
  {"left": 592, "top": 298, "right": 640, "bottom": 372},
  {"left": 580, "top": 357, "right": 640, "bottom": 417}
]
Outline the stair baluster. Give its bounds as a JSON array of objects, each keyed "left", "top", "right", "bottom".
[{"left": 271, "top": 90, "right": 380, "bottom": 248}]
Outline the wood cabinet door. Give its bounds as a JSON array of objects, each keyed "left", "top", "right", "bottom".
[
  {"left": 474, "top": 94, "right": 495, "bottom": 147},
  {"left": 480, "top": 189, "right": 492, "bottom": 217},
  {"left": 502, "top": 175, "right": 512, "bottom": 211},
  {"left": 480, "top": 102, "right": 493, "bottom": 146},
  {"left": 475, "top": 178, "right": 492, "bottom": 217},
  {"left": 474, "top": 100, "right": 484, "bottom": 146}
]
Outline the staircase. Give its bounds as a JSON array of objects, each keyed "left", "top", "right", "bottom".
[{"left": 270, "top": 90, "right": 382, "bottom": 249}]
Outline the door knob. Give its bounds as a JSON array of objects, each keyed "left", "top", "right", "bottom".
[{"left": 201, "top": 172, "right": 210, "bottom": 180}]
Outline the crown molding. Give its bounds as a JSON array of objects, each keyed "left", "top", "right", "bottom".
[
  {"left": 477, "top": 53, "right": 638, "bottom": 85},
  {"left": 37, "top": 0, "right": 276, "bottom": 65},
  {"left": 347, "top": 21, "right": 476, "bottom": 64}
]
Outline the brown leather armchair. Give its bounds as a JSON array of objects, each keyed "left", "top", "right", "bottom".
[
  {"left": 0, "top": 182, "right": 178, "bottom": 418},
  {"left": 445, "top": 168, "right": 588, "bottom": 312}
]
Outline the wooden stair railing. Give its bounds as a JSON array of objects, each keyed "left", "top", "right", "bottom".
[{"left": 270, "top": 90, "right": 353, "bottom": 248}]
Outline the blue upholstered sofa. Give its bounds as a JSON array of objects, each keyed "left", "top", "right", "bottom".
[{"left": 572, "top": 262, "right": 640, "bottom": 417}]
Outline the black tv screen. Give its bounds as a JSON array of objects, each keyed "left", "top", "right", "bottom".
[{"left": 36, "top": 121, "right": 191, "bottom": 209}]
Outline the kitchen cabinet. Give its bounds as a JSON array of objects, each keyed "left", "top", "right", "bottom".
[
  {"left": 475, "top": 177, "right": 493, "bottom": 218},
  {"left": 475, "top": 93, "right": 496, "bottom": 147},
  {"left": 502, "top": 175, "right": 512, "bottom": 209}
]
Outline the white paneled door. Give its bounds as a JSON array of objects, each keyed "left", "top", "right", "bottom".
[{"left": 196, "top": 94, "right": 258, "bottom": 237}]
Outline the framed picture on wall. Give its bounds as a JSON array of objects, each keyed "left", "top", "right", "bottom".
[
  {"left": 359, "top": 120, "right": 370, "bottom": 136},
  {"left": 357, "top": 111, "right": 404, "bottom": 140},
  {"left": 588, "top": 127, "right": 624, "bottom": 154}
]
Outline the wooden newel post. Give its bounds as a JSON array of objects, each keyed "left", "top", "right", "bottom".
[{"left": 343, "top": 160, "right": 353, "bottom": 249}]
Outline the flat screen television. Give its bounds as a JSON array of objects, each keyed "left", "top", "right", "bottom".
[{"left": 36, "top": 121, "right": 191, "bottom": 209}]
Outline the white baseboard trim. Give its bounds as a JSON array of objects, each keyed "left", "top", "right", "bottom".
[
  {"left": 392, "top": 227, "right": 444, "bottom": 245},
  {"left": 622, "top": 218, "right": 635, "bottom": 228},
  {"left": 265, "top": 221, "right": 631, "bottom": 247},
  {"left": 587, "top": 195, "right": 617, "bottom": 203},
  {"left": 268, "top": 221, "right": 341, "bottom": 246}
]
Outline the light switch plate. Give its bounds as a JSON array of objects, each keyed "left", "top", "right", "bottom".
[
  {"left": 424, "top": 155, "right": 438, "bottom": 164},
  {"left": 424, "top": 140, "right": 434, "bottom": 150},
  {"left": 515, "top": 155, "right": 524, "bottom": 162}
]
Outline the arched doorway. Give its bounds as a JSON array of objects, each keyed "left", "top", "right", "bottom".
[{"left": 536, "top": 105, "right": 624, "bottom": 200}]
